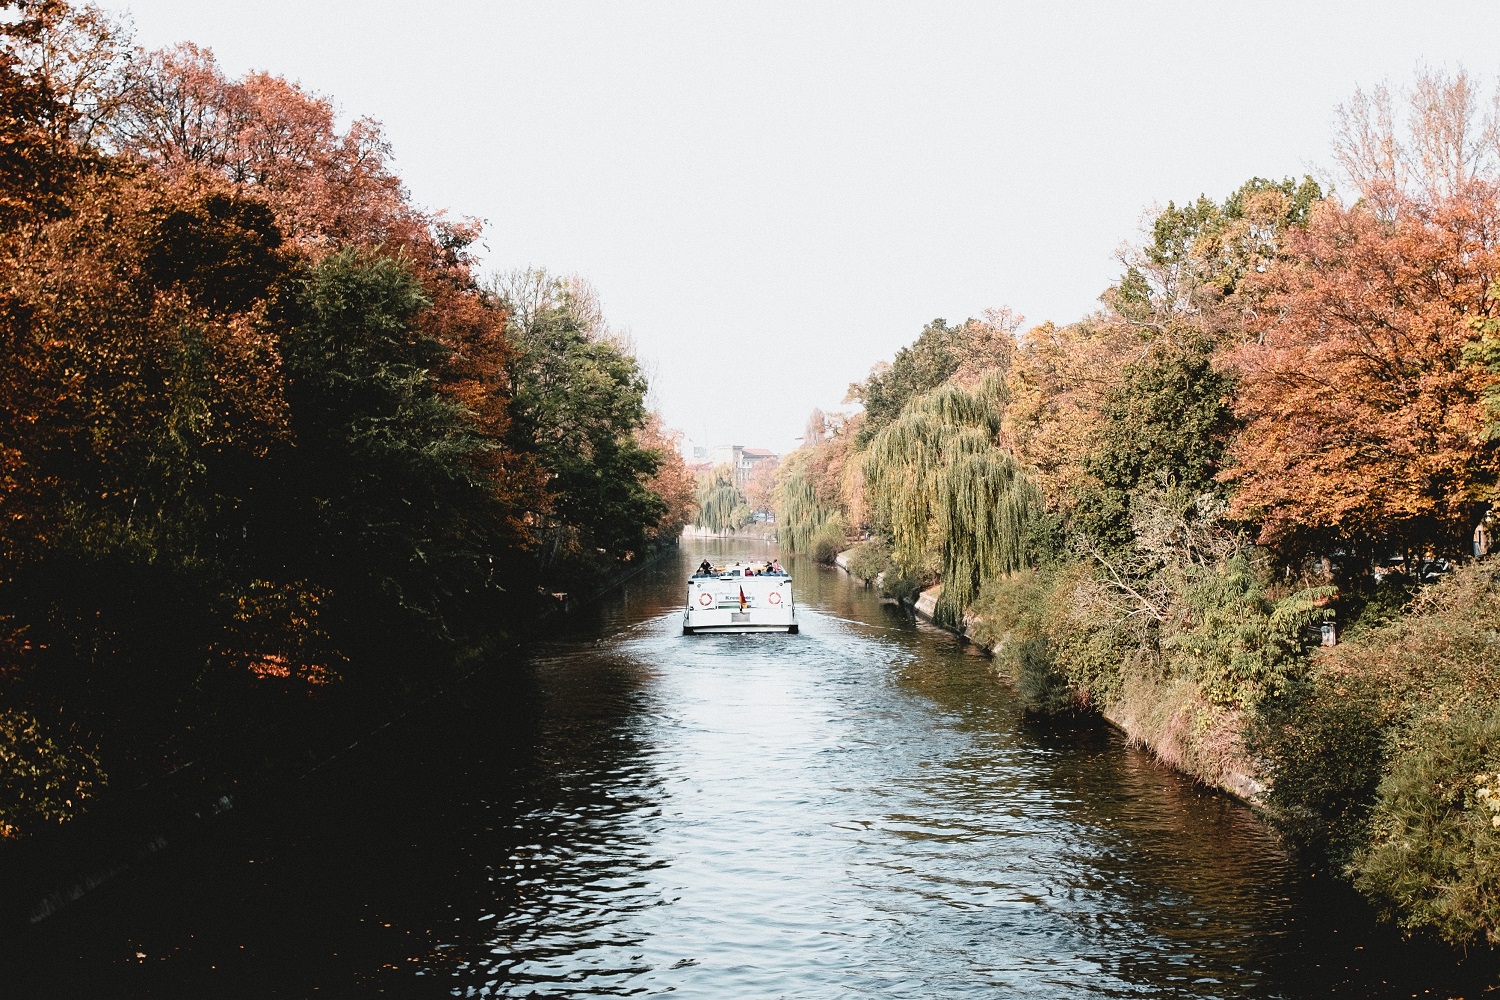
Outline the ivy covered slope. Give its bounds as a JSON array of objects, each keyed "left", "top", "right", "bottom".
[
  {"left": 774, "top": 72, "right": 1500, "bottom": 946},
  {"left": 0, "top": 5, "right": 695, "bottom": 843}
]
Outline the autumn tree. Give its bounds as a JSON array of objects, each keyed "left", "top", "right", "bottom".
[
  {"left": 1, "top": 174, "right": 291, "bottom": 562},
  {"left": 776, "top": 408, "right": 861, "bottom": 558},
  {"left": 0, "top": 3, "right": 89, "bottom": 231},
  {"left": 1222, "top": 70, "right": 1500, "bottom": 561},
  {"left": 2, "top": 3, "right": 535, "bottom": 706},
  {"left": 0, "top": 0, "right": 700, "bottom": 839},
  {"left": 1002, "top": 177, "right": 1322, "bottom": 546},
  {"left": 1225, "top": 196, "right": 1500, "bottom": 560},
  {"left": 1330, "top": 67, "right": 1500, "bottom": 218},
  {"left": 743, "top": 457, "right": 780, "bottom": 516},
  {"left": 637, "top": 413, "right": 696, "bottom": 542},
  {"left": 1003, "top": 318, "right": 1135, "bottom": 525},
  {"left": 12, "top": 0, "right": 131, "bottom": 146}
]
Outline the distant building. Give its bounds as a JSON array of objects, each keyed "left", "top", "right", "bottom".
[
  {"left": 739, "top": 448, "right": 778, "bottom": 486},
  {"left": 703, "top": 445, "right": 780, "bottom": 487}
]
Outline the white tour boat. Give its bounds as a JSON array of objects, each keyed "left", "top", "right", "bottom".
[{"left": 683, "top": 560, "right": 798, "bottom": 634}]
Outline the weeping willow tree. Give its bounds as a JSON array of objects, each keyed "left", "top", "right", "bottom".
[
  {"left": 694, "top": 466, "right": 749, "bottom": 533},
  {"left": 775, "top": 449, "right": 847, "bottom": 559},
  {"left": 862, "top": 372, "right": 1042, "bottom": 624}
]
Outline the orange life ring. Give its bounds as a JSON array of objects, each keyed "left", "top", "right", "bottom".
[
  {"left": 698, "top": 591, "right": 713, "bottom": 606},
  {"left": 768, "top": 591, "right": 782, "bottom": 604}
]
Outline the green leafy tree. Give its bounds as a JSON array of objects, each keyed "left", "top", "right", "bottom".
[
  {"left": 498, "top": 274, "right": 665, "bottom": 572},
  {"left": 1465, "top": 286, "right": 1500, "bottom": 445},
  {"left": 269, "top": 251, "right": 521, "bottom": 660},
  {"left": 850, "top": 311, "right": 1020, "bottom": 444},
  {"left": 1076, "top": 335, "right": 1236, "bottom": 547}
]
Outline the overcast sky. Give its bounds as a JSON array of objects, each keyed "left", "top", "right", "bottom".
[{"left": 102, "top": 1, "right": 1500, "bottom": 454}]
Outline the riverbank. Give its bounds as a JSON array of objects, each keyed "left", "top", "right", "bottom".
[
  {"left": 829, "top": 549, "right": 1270, "bottom": 809},
  {"left": 830, "top": 542, "right": 1500, "bottom": 949},
  {"left": 681, "top": 525, "right": 777, "bottom": 540},
  {"left": 0, "top": 650, "right": 500, "bottom": 936}
]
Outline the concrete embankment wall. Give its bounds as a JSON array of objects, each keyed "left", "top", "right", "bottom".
[{"left": 836, "top": 551, "right": 1264, "bottom": 807}]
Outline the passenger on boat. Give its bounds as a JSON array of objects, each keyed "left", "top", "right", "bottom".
[
  {"left": 697, "top": 559, "right": 714, "bottom": 576},
  {"left": 770, "top": 559, "right": 783, "bottom": 575}
]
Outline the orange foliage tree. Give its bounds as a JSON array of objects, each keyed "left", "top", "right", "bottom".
[
  {"left": 743, "top": 457, "right": 780, "bottom": 516},
  {"left": 106, "top": 31, "right": 540, "bottom": 545},
  {"left": 1, "top": 2, "right": 549, "bottom": 687},
  {"left": 1004, "top": 318, "right": 1136, "bottom": 517},
  {"left": 1225, "top": 196, "right": 1500, "bottom": 559},
  {"left": 636, "top": 413, "right": 697, "bottom": 543},
  {"left": 1, "top": 172, "right": 292, "bottom": 570}
]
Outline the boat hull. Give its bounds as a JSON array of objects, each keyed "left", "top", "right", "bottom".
[
  {"left": 683, "top": 574, "right": 797, "bottom": 635},
  {"left": 683, "top": 622, "right": 798, "bottom": 634}
]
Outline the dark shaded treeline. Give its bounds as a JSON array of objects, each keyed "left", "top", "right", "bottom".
[{"left": 0, "top": 2, "right": 693, "bottom": 843}]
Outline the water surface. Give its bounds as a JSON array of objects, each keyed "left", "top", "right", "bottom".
[{"left": 7, "top": 540, "right": 1497, "bottom": 997}]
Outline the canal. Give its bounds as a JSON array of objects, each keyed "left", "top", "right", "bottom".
[{"left": 7, "top": 540, "right": 1498, "bottom": 997}]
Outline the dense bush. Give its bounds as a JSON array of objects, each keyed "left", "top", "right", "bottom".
[
  {"left": 0, "top": 710, "right": 106, "bottom": 840},
  {"left": 1249, "top": 679, "right": 1387, "bottom": 868},
  {"left": 1012, "top": 634, "right": 1073, "bottom": 714},
  {"left": 1250, "top": 564, "right": 1500, "bottom": 944},
  {"left": 1039, "top": 561, "right": 1140, "bottom": 708},
  {"left": 971, "top": 568, "right": 1074, "bottom": 712},
  {"left": 1353, "top": 706, "right": 1500, "bottom": 944},
  {"left": 1163, "top": 553, "right": 1333, "bottom": 708},
  {"left": 844, "top": 539, "right": 891, "bottom": 584},
  {"left": 809, "top": 515, "right": 849, "bottom": 565},
  {"left": 878, "top": 562, "right": 927, "bottom": 604}
]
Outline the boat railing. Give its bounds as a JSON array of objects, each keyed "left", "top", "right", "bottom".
[{"left": 691, "top": 571, "right": 789, "bottom": 579}]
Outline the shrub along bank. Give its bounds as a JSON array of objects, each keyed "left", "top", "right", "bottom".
[{"left": 777, "top": 73, "right": 1500, "bottom": 946}]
